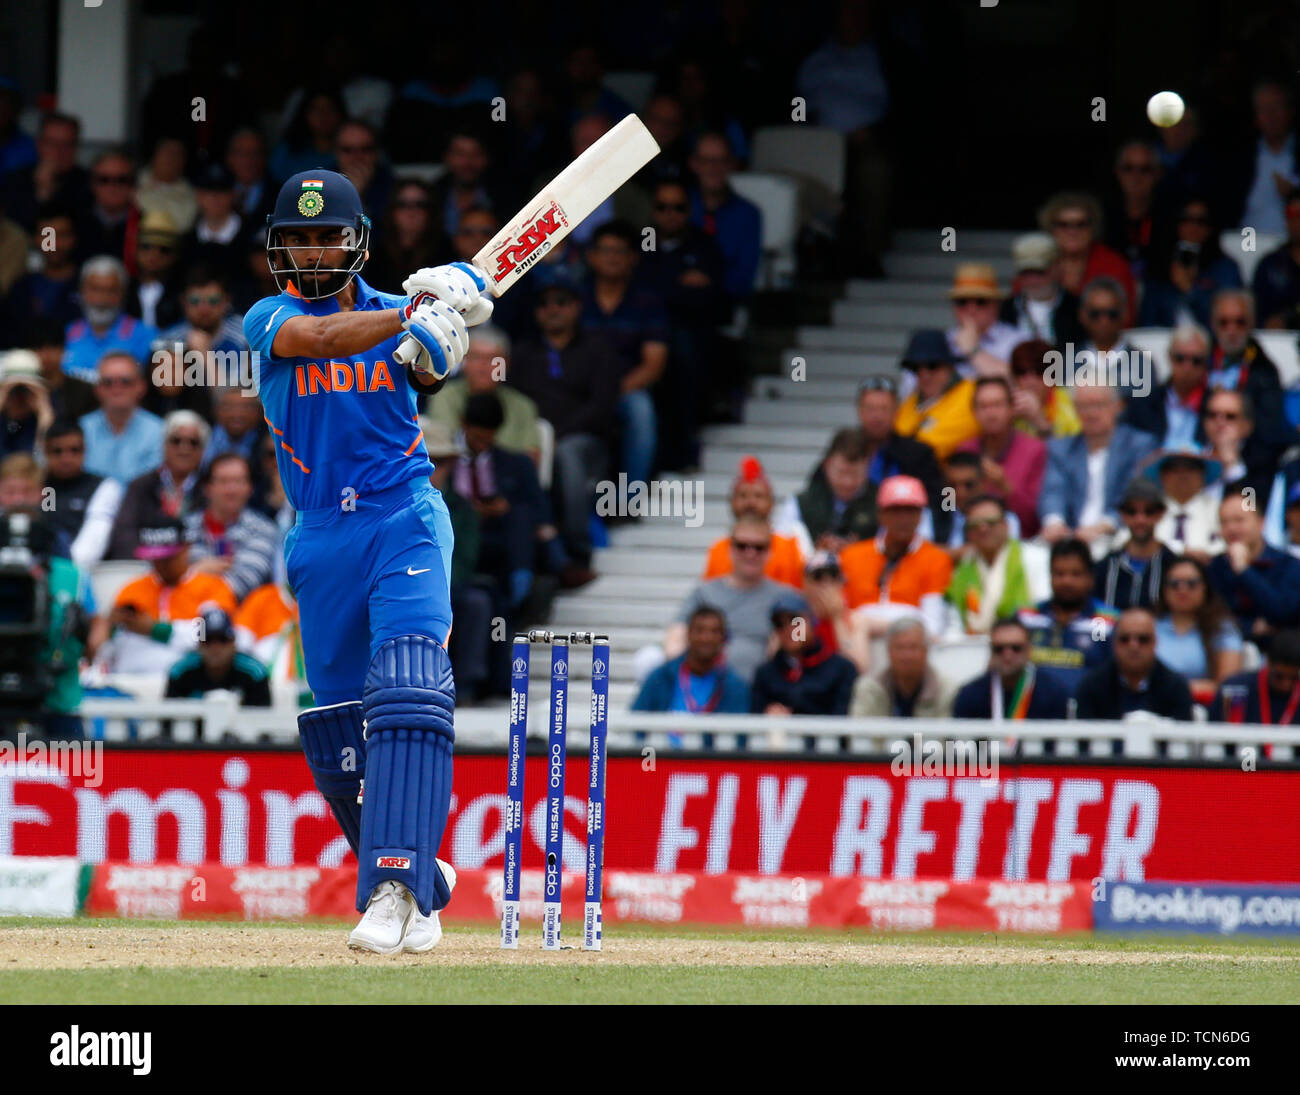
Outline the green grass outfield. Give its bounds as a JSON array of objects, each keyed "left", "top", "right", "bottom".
[{"left": 2, "top": 918, "right": 1299, "bottom": 1004}]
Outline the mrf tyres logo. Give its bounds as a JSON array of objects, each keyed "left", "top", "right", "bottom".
[
  {"left": 490, "top": 200, "right": 568, "bottom": 283},
  {"left": 376, "top": 856, "right": 410, "bottom": 870}
]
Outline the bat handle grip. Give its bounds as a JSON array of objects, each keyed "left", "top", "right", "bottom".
[{"left": 393, "top": 335, "right": 419, "bottom": 367}]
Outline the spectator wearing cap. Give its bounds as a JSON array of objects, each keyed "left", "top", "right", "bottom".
[
  {"left": 1154, "top": 555, "right": 1242, "bottom": 703},
  {"left": 429, "top": 326, "right": 540, "bottom": 460},
  {"left": 1037, "top": 191, "right": 1136, "bottom": 324},
  {"left": 135, "top": 136, "right": 197, "bottom": 235},
  {"left": 1253, "top": 191, "right": 1300, "bottom": 328},
  {"left": 1212, "top": 627, "right": 1300, "bottom": 728},
  {"left": 953, "top": 616, "right": 1072, "bottom": 721},
  {"left": 0, "top": 348, "right": 54, "bottom": 456},
  {"left": 953, "top": 376, "right": 1047, "bottom": 538},
  {"left": 184, "top": 452, "right": 281, "bottom": 602},
  {"left": 180, "top": 162, "right": 245, "bottom": 286},
  {"left": 947, "top": 263, "right": 1020, "bottom": 376},
  {"left": 106, "top": 517, "right": 237, "bottom": 674},
  {"left": 687, "top": 131, "right": 762, "bottom": 301},
  {"left": 62, "top": 256, "right": 157, "bottom": 383},
  {"left": 581, "top": 220, "right": 669, "bottom": 488},
  {"left": 632, "top": 605, "right": 750, "bottom": 715},
  {"left": 850, "top": 617, "right": 955, "bottom": 718},
  {"left": 1017, "top": 538, "right": 1117, "bottom": 693},
  {"left": 1096, "top": 479, "right": 1179, "bottom": 609},
  {"left": 1000, "top": 234, "right": 1084, "bottom": 347},
  {"left": 510, "top": 279, "right": 620, "bottom": 579},
  {"left": 3, "top": 208, "right": 81, "bottom": 342},
  {"left": 751, "top": 593, "right": 857, "bottom": 718},
  {"left": 664, "top": 514, "right": 800, "bottom": 686},
  {"left": 892, "top": 330, "right": 978, "bottom": 461},
  {"left": 79, "top": 350, "right": 165, "bottom": 483},
  {"left": 126, "top": 210, "right": 183, "bottom": 330},
  {"left": 840, "top": 475, "right": 952, "bottom": 637},
  {"left": 1207, "top": 289, "right": 1285, "bottom": 447},
  {"left": 41, "top": 418, "right": 122, "bottom": 568},
  {"left": 1151, "top": 445, "right": 1224, "bottom": 559},
  {"left": 802, "top": 550, "right": 869, "bottom": 672},
  {"left": 1123, "top": 325, "right": 1212, "bottom": 449},
  {"left": 1075, "top": 607, "right": 1194, "bottom": 722},
  {"left": 106, "top": 408, "right": 206, "bottom": 558},
  {"left": 775, "top": 428, "right": 874, "bottom": 558},
  {"left": 78, "top": 149, "right": 141, "bottom": 272},
  {"left": 946, "top": 495, "right": 1042, "bottom": 635},
  {"left": 703, "top": 456, "right": 805, "bottom": 588},
  {"left": 1009, "top": 340, "right": 1080, "bottom": 440},
  {"left": 1038, "top": 383, "right": 1157, "bottom": 554},
  {"left": 165, "top": 604, "right": 271, "bottom": 710},
  {"left": 1137, "top": 194, "right": 1243, "bottom": 329},
  {"left": 1209, "top": 490, "right": 1300, "bottom": 647}
]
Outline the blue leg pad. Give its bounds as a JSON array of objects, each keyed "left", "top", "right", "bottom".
[
  {"left": 297, "top": 701, "right": 366, "bottom": 856},
  {"left": 358, "top": 635, "right": 456, "bottom": 915}
]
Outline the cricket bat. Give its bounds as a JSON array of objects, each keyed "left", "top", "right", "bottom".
[{"left": 392, "top": 113, "right": 660, "bottom": 366}]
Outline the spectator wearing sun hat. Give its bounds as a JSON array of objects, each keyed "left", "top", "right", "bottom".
[
  {"left": 892, "top": 329, "right": 979, "bottom": 460},
  {"left": 946, "top": 262, "right": 1021, "bottom": 376},
  {"left": 1149, "top": 444, "right": 1224, "bottom": 558},
  {"left": 839, "top": 474, "right": 953, "bottom": 637}
]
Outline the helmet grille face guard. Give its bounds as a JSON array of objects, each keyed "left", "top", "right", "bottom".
[{"left": 266, "top": 220, "right": 370, "bottom": 301}]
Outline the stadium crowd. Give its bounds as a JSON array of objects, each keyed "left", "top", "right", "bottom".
[{"left": 0, "top": 7, "right": 1299, "bottom": 741}]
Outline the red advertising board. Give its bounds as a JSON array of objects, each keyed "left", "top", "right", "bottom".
[{"left": 4, "top": 748, "right": 1300, "bottom": 883}]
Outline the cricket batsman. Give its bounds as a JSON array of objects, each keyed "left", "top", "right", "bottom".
[{"left": 244, "top": 170, "right": 492, "bottom": 953}]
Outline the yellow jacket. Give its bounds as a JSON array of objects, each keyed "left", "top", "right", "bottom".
[{"left": 894, "top": 378, "right": 978, "bottom": 460}]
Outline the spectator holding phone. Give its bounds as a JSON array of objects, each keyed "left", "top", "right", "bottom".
[{"left": 1138, "top": 196, "right": 1243, "bottom": 328}]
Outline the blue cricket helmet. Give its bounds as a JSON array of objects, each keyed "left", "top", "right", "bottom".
[{"left": 266, "top": 169, "right": 372, "bottom": 300}]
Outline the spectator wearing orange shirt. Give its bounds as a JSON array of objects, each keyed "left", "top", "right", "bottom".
[
  {"left": 105, "top": 516, "right": 237, "bottom": 674},
  {"left": 892, "top": 330, "right": 978, "bottom": 460},
  {"left": 840, "top": 475, "right": 953, "bottom": 637},
  {"left": 235, "top": 580, "right": 307, "bottom": 697},
  {"left": 702, "top": 455, "right": 804, "bottom": 587}
]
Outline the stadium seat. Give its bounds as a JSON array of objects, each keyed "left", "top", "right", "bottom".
[
  {"left": 90, "top": 560, "right": 148, "bottom": 614},
  {"left": 603, "top": 71, "right": 656, "bottom": 112},
  {"left": 729, "top": 172, "right": 798, "bottom": 289},
  {"left": 1255, "top": 330, "right": 1300, "bottom": 387},
  {"left": 1219, "top": 229, "right": 1283, "bottom": 286},
  {"left": 752, "top": 126, "right": 846, "bottom": 196},
  {"left": 1125, "top": 327, "right": 1173, "bottom": 383}
]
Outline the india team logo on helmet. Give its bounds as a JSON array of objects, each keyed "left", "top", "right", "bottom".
[{"left": 266, "top": 169, "right": 370, "bottom": 300}]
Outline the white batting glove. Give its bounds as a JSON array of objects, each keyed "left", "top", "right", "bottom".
[
  {"left": 401, "top": 299, "right": 469, "bottom": 380},
  {"left": 403, "top": 262, "right": 494, "bottom": 327}
]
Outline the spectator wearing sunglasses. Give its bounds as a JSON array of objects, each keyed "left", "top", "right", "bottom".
[
  {"left": 63, "top": 256, "right": 157, "bottom": 384},
  {"left": 1123, "top": 325, "right": 1211, "bottom": 449},
  {"left": 79, "top": 350, "right": 164, "bottom": 484},
  {"left": 1207, "top": 289, "right": 1286, "bottom": 447},
  {"left": 126, "top": 211, "right": 183, "bottom": 331},
  {"left": 946, "top": 264, "right": 1019, "bottom": 378},
  {"left": 1076, "top": 277, "right": 1136, "bottom": 394},
  {"left": 1102, "top": 140, "right": 1166, "bottom": 281},
  {"left": 334, "top": 118, "right": 393, "bottom": 223},
  {"left": 77, "top": 149, "right": 141, "bottom": 272},
  {"left": 1009, "top": 340, "right": 1080, "bottom": 440},
  {"left": 952, "top": 616, "right": 1071, "bottom": 721},
  {"left": 105, "top": 409, "right": 207, "bottom": 559},
  {"left": 1075, "top": 607, "right": 1194, "bottom": 721},
  {"left": 945, "top": 494, "right": 1042, "bottom": 635},
  {"left": 704, "top": 456, "right": 805, "bottom": 588},
  {"left": 1096, "top": 479, "right": 1178, "bottom": 609},
  {"left": 154, "top": 264, "right": 247, "bottom": 364},
  {"left": 1037, "top": 191, "right": 1136, "bottom": 324},
  {"left": 1137, "top": 196, "right": 1243, "bottom": 329},
  {"left": 893, "top": 329, "right": 978, "bottom": 460},
  {"left": 1154, "top": 555, "right": 1242, "bottom": 703},
  {"left": 1000, "top": 234, "right": 1085, "bottom": 349},
  {"left": 41, "top": 419, "right": 122, "bottom": 569},
  {"left": 1202, "top": 389, "right": 1279, "bottom": 505}
]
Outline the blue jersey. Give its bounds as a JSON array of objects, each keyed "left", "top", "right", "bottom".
[{"left": 244, "top": 277, "right": 432, "bottom": 512}]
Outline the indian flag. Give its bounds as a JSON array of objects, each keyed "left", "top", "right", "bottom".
[{"left": 301, "top": 179, "right": 324, "bottom": 190}]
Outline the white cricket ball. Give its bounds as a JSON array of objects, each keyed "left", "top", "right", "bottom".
[{"left": 1146, "top": 91, "right": 1185, "bottom": 128}]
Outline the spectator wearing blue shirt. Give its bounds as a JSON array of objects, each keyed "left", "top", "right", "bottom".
[
  {"left": 582, "top": 221, "right": 669, "bottom": 489},
  {"left": 1123, "top": 325, "right": 1211, "bottom": 449},
  {"left": 633, "top": 606, "right": 750, "bottom": 716},
  {"left": 154, "top": 264, "right": 249, "bottom": 372},
  {"left": 1154, "top": 555, "right": 1243, "bottom": 700},
  {"left": 688, "top": 132, "right": 762, "bottom": 302},
  {"left": 0, "top": 80, "right": 36, "bottom": 176},
  {"left": 1018, "top": 538, "right": 1117, "bottom": 693},
  {"left": 62, "top": 256, "right": 157, "bottom": 383},
  {"left": 79, "top": 351, "right": 164, "bottom": 483},
  {"left": 1209, "top": 489, "right": 1300, "bottom": 651}
]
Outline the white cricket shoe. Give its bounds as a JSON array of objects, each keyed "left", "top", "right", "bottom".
[
  {"left": 348, "top": 880, "right": 415, "bottom": 955},
  {"left": 401, "top": 859, "right": 458, "bottom": 953}
]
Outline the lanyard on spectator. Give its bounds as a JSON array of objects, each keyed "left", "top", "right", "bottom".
[
  {"left": 678, "top": 659, "right": 726, "bottom": 714},
  {"left": 1256, "top": 667, "right": 1300, "bottom": 725}
]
